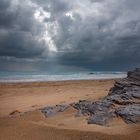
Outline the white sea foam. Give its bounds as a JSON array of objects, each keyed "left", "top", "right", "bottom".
[{"left": 0, "top": 71, "right": 127, "bottom": 83}]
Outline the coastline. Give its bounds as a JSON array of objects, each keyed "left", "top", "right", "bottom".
[
  {"left": 0, "top": 71, "right": 127, "bottom": 83},
  {"left": 0, "top": 79, "right": 139, "bottom": 140},
  {"left": 0, "top": 78, "right": 118, "bottom": 85}
]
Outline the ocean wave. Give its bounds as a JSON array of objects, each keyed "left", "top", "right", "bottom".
[{"left": 0, "top": 71, "right": 127, "bottom": 83}]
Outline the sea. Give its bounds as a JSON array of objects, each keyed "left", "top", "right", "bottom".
[{"left": 0, "top": 71, "right": 127, "bottom": 83}]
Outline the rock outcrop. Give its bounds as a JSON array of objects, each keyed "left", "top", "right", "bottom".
[
  {"left": 41, "top": 104, "right": 70, "bottom": 117},
  {"left": 41, "top": 68, "right": 140, "bottom": 126}
]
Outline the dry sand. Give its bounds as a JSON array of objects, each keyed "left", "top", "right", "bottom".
[{"left": 0, "top": 79, "right": 140, "bottom": 140}]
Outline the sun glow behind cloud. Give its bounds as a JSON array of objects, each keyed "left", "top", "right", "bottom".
[{"left": 34, "top": 7, "right": 57, "bottom": 52}]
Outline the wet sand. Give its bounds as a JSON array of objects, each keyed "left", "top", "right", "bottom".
[{"left": 0, "top": 79, "right": 140, "bottom": 140}]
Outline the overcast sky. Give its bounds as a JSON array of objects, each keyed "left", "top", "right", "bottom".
[{"left": 0, "top": 0, "right": 140, "bottom": 72}]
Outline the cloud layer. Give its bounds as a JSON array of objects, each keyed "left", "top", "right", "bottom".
[{"left": 0, "top": 0, "right": 140, "bottom": 71}]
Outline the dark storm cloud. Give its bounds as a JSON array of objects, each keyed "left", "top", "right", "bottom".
[
  {"left": 0, "top": 0, "right": 48, "bottom": 60},
  {"left": 0, "top": 0, "right": 140, "bottom": 71},
  {"left": 46, "top": 0, "right": 140, "bottom": 70},
  {"left": 0, "top": 31, "right": 45, "bottom": 58}
]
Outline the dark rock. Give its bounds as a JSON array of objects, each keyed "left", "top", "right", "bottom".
[
  {"left": 108, "top": 68, "right": 140, "bottom": 124},
  {"left": 72, "top": 100, "right": 92, "bottom": 116},
  {"left": 88, "top": 114, "right": 107, "bottom": 125},
  {"left": 41, "top": 104, "right": 70, "bottom": 117},
  {"left": 132, "top": 92, "right": 140, "bottom": 99},
  {"left": 75, "top": 110, "right": 83, "bottom": 117},
  {"left": 88, "top": 72, "right": 95, "bottom": 75},
  {"left": 41, "top": 106, "right": 56, "bottom": 117},
  {"left": 72, "top": 98, "right": 115, "bottom": 125},
  {"left": 115, "top": 105, "right": 140, "bottom": 123},
  {"left": 55, "top": 104, "right": 70, "bottom": 112},
  {"left": 74, "top": 68, "right": 140, "bottom": 125},
  {"left": 88, "top": 111, "right": 115, "bottom": 126},
  {"left": 128, "top": 68, "right": 140, "bottom": 81}
]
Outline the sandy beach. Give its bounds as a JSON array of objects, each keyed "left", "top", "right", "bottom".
[{"left": 0, "top": 79, "right": 140, "bottom": 140}]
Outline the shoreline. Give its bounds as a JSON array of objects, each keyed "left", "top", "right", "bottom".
[
  {"left": 0, "top": 72, "right": 126, "bottom": 83},
  {"left": 0, "top": 78, "right": 120, "bottom": 84}
]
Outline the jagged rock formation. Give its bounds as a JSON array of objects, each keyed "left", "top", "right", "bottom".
[
  {"left": 72, "top": 98, "right": 115, "bottom": 126},
  {"left": 41, "top": 68, "right": 140, "bottom": 126},
  {"left": 116, "top": 105, "right": 140, "bottom": 123}
]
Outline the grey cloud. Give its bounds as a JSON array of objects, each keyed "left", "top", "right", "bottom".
[
  {"left": 0, "top": 31, "right": 45, "bottom": 58},
  {"left": 0, "top": 0, "right": 48, "bottom": 60},
  {"left": 0, "top": 0, "right": 10, "bottom": 10},
  {"left": 45, "top": 0, "right": 140, "bottom": 70},
  {"left": 0, "top": 0, "right": 140, "bottom": 71}
]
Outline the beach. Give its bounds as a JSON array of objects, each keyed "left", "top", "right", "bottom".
[{"left": 0, "top": 79, "right": 140, "bottom": 140}]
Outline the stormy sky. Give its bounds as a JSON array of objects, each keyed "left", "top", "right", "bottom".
[{"left": 0, "top": 0, "right": 140, "bottom": 72}]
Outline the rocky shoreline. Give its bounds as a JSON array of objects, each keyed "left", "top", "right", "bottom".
[{"left": 42, "top": 68, "right": 140, "bottom": 126}]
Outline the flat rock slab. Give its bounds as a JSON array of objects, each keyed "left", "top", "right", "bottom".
[
  {"left": 41, "top": 104, "right": 70, "bottom": 117},
  {"left": 115, "top": 104, "right": 140, "bottom": 123}
]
